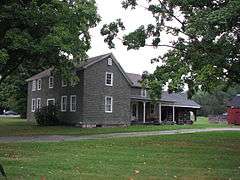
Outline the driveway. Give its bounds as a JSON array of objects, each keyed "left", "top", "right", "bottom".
[{"left": 0, "top": 128, "right": 240, "bottom": 143}]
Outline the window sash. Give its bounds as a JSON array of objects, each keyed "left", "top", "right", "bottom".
[
  {"left": 62, "top": 80, "right": 67, "bottom": 87},
  {"left": 32, "top": 80, "right": 36, "bottom": 91},
  {"left": 61, "top": 96, "right": 67, "bottom": 112},
  {"left": 37, "top": 79, "right": 41, "bottom": 90},
  {"left": 70, "top": 95, "right": 76, "bottom": 112},
  {"left": 31, "top": 99, "right": 36, "bottom": 112},
  {"left": 49, "top": 76, "right": 54, "bottom": 88},
  {"left": 105, "top": 72, "right": 113, "bottom": 86},
  {"left": 36, "top": 98, "right": 41, "bottom": 109},
  {"left": 141, "top": 89, "right": 147, "bottom": 97},
  {"left": 107, "top": 58, "right": 112, "bottom": 66},
  {"left": 47, "top": 99, "right": 55, "bottom": 106},
  {"left": 105, "top": 96, "right": 113, "bottom": 113}
]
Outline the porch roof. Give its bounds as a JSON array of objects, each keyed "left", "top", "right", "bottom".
[{"left": 131, "top": 91, "right": 201, "bottom": 109}]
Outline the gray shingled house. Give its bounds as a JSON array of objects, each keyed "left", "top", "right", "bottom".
[{"left": 26, "top": 53, "right": 200, "bottom": 127}]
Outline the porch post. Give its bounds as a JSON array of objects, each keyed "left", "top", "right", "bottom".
[
  {"left": 173, "top": 105, "right": 176, "bottom": 123},
  {"left": 143, "top": 101, "right": 146, "bottom": 123},
  {"left": 159, "top": 103, "right": 162, "bottom": 123}
]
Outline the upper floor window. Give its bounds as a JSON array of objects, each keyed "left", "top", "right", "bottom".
[
  {"left": 107, "top": 58, "right": 112, "bottom": 66},
  {"left": 105, "top": 72, "right": 113, "bottom": 86},
  {"left": 37, "top": 79, "right": 42, "bottom": 90},
  {"left": 37, "top": 98, "right": 41, "bottom": 109},
  {"left": 62, "top": 79, "right": 67, "bottom": 87},
  {"left": 47, "top": 98, "right": 55, "bottom": 106},
  {"left": 31, "top": 99, "right": 36, "bottom": 112},
  {"left": 105, "top": 96, "right": 113, "bottom": 113},
  {"left": 141, "top": 89, "right": 147, "bottom": 97},
  {"left": 49, "top": 76, "right": 54, "bottom": 88},
  {"left": 70, "top": 78, "right": 77, "bottom": 87},
  {"left": 32, "top": 80, "right": 36, "bottom": 91},
  {"left": 70, "top": 95, "right": 76, "bottom": 112},
  {"left": 61, "top": 96, "right": 67, "bottom": 112}
]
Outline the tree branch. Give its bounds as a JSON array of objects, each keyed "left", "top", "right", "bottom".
[{"left": 158, "top": 0, "right": 185, "bottom": 26}]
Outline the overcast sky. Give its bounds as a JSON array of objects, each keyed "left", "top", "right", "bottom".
[{"left": 87, "top": 0, "right": 174, "bottom": 75}]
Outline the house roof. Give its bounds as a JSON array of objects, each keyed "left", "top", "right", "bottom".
[
  {"left": 131, "top": 91, "right": 201, "bottom": 109},
  {"left": 26, "top": 53, "right": 111, "bottom": 82},
  {"left": 26, "top": 53, "right": 133, "bottom": 85},
  {"left": 161, "top": 92, "right": 201, "bottom": 108},
  {"left": 227, "top": 95, "right": 240, "bottom": 107},
  {"left": 126, "top": 73, "right": 142, "bottom": 87},
  {"left": 26, "top": 68, "right": 53, "bottom": 82}
]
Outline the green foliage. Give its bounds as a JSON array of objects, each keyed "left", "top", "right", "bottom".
[
  {"left": 34, "top": 105, "right": 59, "bottom": 126},
  {"left": 101, "top": 0, "right": 240, "bottom": 98},
  {"left": 192, "top": 85, "right": 240, "bottom": 116},
  {"left": 0, "top": 0, "right": 100, "bottom": 84}
]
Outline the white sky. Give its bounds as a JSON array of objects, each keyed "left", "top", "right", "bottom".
[{"left": 87, "top": 0, "right": 174, "bottom": 75}]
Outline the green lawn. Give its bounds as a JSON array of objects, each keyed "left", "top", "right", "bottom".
[
  {"left": 0, "top": 131, "right": 240, "bottom": 179},
  {"left": 0, "top": 117, "right": 230, "bottom": 137}
]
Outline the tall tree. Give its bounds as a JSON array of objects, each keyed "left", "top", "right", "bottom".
[
  {"left": 0, "top": 0, "right": 100, "bottom": 84},
  {"left": 101, "top": 0, "right": 240, "bottom": 99},
  {"left": 192, "top": 85, "right": 240, "bottom": 116}
]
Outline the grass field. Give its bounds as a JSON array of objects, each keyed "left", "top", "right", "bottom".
[
  {"left": 0, "top": 131, "right": 240, "bottom": 179},
  {"left": 0, "top": 117, "right": 230, "bottom": 137}
]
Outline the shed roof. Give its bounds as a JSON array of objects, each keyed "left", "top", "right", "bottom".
[{"left": 227, "top": 95, "right": 240, "bottom": 107}]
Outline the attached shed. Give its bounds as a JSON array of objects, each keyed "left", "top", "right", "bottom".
[{"left": 227, "top": 94, "right": 240, "bottom": 125}]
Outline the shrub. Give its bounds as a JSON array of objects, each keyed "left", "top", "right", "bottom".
[{"left": 34, "top": 105, "right": 59, "bottom": 126}]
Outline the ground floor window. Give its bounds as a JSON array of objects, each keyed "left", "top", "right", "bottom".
[
  {"left": 61, "top": 96, "right": 67, "bottom": 112},
  {"left": 47, "top": 98, "right": 55, "bottom": 106},
  {"left": 31, "top": 99, "right": 36, "bottom": 112},
  {"left": 105, "top": 96, "right": 113, "bottom": 113},
  {"left": 37, "top": 98, "right": 41, "bottom": 110},
  {"left": 70, "top": 95, "right": 76, "bottom": 112}
]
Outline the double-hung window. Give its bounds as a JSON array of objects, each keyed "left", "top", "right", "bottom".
[
  {"left": 36, "top": 98, "right": 41, "bottom": 109},
  {"left": 61, "top": 96, "right": 67, "bottom": 112},
  {"left": 107, "top": 58, "right": 112, "bottom": 66},
  {"left": 37, "top": 79, "right": 42, "bottom": 90},
  {"left": 49, "top": 76, "right": 54, "bottom": 88},
  {"left": 31, "top": 99, "right": 36, "bottom": 112},
  {"left": 105, "top": 72, "right": 113, "bottom": 86},
  {"left": 105, "top": 96, "right": 113, "bottom": 113},
  {"left": 70, "top": 95, "right": 76, "bottom": 112},
  {"left": 47, "top": 98, "right": 55, "bottom": 106},
  {"left": 141, "top": 89, "right": 147, "bottom": 97},
  {"left": 62, "top": 79, "right": 67, "bottom": 87},
  {"left": 32, "top": 80, "right": 36, "bottom": 91}
]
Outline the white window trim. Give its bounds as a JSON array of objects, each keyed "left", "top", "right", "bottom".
[
  {"left": 70, "top": 79, "right": 76, "bottom": 87},
  {"left": 49, "top": 76, "right": 54, "bottom": 88},
  {"left": 70, "top": 95, "right": 76, "bottom": 112},
  {"left": 107, "top": 58, "right": 112, "bottom": 66},
  {"left": 61, "top": 96, "right": 67, "bottom": 112},
  {"left": 37, "top": 79, "right": 42, "bottom": 90},
  {"left": 32, "top": 80, "right": 36, "bottom": 91},
  {"left": 31, "top": 99, "right": 36, "bottom": 112},
  {"left": 36, "top": 98, "right": 41, "bottom": 109},
  {"left": 47, "top": 98, "right": 55, "bottom": 106},
  {"left": 105, "top": 96, "right": 113, "bottom": 113},
  {"left": 141, "top": 89, "right": 147, "bottom": 97},
  {"left": 62, "top": 80, "right": 67, "bottom": 87},
  {"left": 105, "top": 72, "right": 113, "bottom": 86}
]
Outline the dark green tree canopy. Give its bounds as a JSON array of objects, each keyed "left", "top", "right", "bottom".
[
  {"left": 101, "top": 0, "right": 240, "bottom": 99},
  {"left": 0, "top": 0, "right": 100, "bottom": 84}
]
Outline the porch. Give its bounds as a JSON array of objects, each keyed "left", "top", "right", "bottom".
[{"left": 130, "top": 101, "right": 197, "bottom": 125}]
